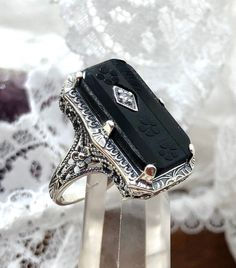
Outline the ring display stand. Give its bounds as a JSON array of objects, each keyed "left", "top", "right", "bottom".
[{"left": 78, "top": 174, "right": 170, "bottom": 268}]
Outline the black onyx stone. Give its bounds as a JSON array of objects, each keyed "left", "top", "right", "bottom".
[
  {"left": 110, "top": 70, "right": 118, "bottom": 76},
  {"left": 104, "top": 78, "right": 113, "bottom": 85},
  {"left": 111, "top": 76, "right": 119, "bottom": 83},
  {"left": 79, "top": 59, "right": 192, "bottom": 176},
  {"left": 99, "top": 66, "right": 109, "bottom": 74},
  {"left": 96, "top": 73, "right": 104, "bottom": 80}
]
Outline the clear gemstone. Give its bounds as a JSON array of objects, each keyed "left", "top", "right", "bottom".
[{"left": 113, "top": 85, "right": 138, "bottom": 111}]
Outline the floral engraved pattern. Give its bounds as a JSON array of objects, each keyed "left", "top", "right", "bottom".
[
  {"left": 138, "top": 117, "right": 160, "bottom": 137},
  {"left": 96, "top": 65, "right": 119, "bottom": 85},
  {"left": 158, "top": 140, "right": 179, "bottom": 161},
  {"left": 153, "top": 157, "right": 194, "bottom": 191}
]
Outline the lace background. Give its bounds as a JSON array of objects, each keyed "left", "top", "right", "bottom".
[{"left": 0, "top": 0, "right": 236, "bottom": 267}]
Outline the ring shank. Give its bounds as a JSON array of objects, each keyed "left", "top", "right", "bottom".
[
  {"left": 50, "top": 171, "right": 113, "bottom": 205},
  {"left": 56, "top": 176, "right": 87, "bottom": 205}
]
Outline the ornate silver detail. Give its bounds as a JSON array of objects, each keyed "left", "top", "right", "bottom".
[
  {"left": 49, "top": 72, "right": 195, "bottom": 204},
  {"left": 62, "top": 73, "right": 77, "bottom": 93},
  {"left": 113, "top": 85, "right": 138, "bottom": 111},
  {"left": 49, "top": 101, "right": 132, "bottom": 204},
  {"left": 66, "top": 87, "right": 138, "bottom": 183},
  {"left": 152, "top": 156, "right": 195, "bottom": 191}
]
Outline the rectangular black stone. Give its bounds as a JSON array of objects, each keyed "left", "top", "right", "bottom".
[{"left": 77, "top": 59, "right": 192, "bottom": 176}]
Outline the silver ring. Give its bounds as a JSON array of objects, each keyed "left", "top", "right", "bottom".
[{"left": 49, "top": 60, "right": 195, "bottom": 205}]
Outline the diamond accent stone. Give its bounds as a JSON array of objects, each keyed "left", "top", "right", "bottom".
[{"left": 113, "top": 85, "right": 138, "bottom": 111}]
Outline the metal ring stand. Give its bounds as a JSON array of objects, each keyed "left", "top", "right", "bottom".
[{"left": 78, "top": 174, "right": 170, "bottom": 268}]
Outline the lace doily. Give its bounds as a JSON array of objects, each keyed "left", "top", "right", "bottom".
[
  {"left": 60, "top": 0, "right": 232, "bottom": 126},
  {"left": 1, "top": 0, "right": 236, "bottom": 267}
]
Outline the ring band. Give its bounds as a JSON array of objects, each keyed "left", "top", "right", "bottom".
[
  {"left": 49, "top": 108, "right": 115, "bottom": 205},
  {"left": 49, "top": 59, "right": 195, "bottom": 205}
]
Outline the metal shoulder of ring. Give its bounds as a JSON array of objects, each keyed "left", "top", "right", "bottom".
[{"left": 49, "top": 71, "right": 195, "bottom": 204}]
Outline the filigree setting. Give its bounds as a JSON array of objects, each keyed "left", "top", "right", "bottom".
[{"left": 50, "top": 72, "right": 195, "bottom": 202}]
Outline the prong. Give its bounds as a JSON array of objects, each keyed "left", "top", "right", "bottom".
[
  {"left": 136, "top": 164, "right": 157, "bottom": 183},
  {"left": 103, "top": 120, "right": 115, "bottom": 136},
  {"left": 76, "top": 71, "right": 83, "bottom": 80},
  {"left": 189, "top": 143, "right": 195, "bottom": 156},
  {"left": 159, "top": 97, "right": 165, "bottom": 106},
  {"left": 189, "top": 143, "right": 195, "bottom": 168},
  {"left": 144, "top": 164, "right": 157, "bottom": 180}
]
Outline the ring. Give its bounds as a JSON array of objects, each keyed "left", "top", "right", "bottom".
[{"left": 49, "top": 59, "right": 195, "bottom": 205}]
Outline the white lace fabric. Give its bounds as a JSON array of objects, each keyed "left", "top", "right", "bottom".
[{"left": 0, "top": 0, "right": 236, "bottom": 267}]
